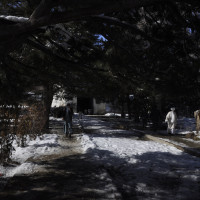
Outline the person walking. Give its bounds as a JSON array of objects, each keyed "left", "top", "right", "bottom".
[
  {"left": 63, "top": 103, "right": 73, "bottom": 138},
  {"left": 165, "top": 107, "right": 177, "bottom": 134}
]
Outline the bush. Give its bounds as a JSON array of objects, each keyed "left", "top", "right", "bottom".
[{"left": 0, "top": 103, "right": 46, "bottom": 164}]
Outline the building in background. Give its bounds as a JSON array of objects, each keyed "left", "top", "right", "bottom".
[{"left": 51, "top": 96, "right": 114, "bottom": 115}]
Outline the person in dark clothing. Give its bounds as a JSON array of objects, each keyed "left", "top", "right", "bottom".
[{"left": 63, "top": 103, "right": 73, "bottom": 137}]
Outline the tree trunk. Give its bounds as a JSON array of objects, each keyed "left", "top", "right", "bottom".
[
  {"left": 42, "top": 84, "right": 54, "bottom": 131},
  {"left": 121, "top": 96, "right": 125, "bottom": 118},
  {"left": 126, "top": 94, "right": 132, "bottom": 119}
]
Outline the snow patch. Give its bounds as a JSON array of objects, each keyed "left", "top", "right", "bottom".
[
  {"left": 11, "top": 134, "right": 60, "bottom": 163},
  {"left": 105, "top": 113, "right": 121, "bottom": 117},
  {"left": 1, "top": 133, "right": 62, "bottom": 178},
  {"left": 79, "top": 134, "right": 96, "bottom": 152},
  {"left": 4, "top": 163, "right": 41, "bottom": 178}
]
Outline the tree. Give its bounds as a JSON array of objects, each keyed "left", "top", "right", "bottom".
[
  {"left": 1, "top": 0, "right": 200, "bottom": 55},
  {"left": 3, "top": 0, "right": 200, "bottom": 163},
  {"left": 1, "top": 0, "right": 200, "bottom": 116}
]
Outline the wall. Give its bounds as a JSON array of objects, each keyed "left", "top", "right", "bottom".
[{"left": 93, "top": 99, "right": 106, "bottom": 114}]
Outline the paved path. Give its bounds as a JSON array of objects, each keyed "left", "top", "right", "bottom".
[
  {"left": 100, "top": 117, "right": 200, "bottom": 157},
  {"left": 144, "top": 133, "right": 200, "bottom": 158}
]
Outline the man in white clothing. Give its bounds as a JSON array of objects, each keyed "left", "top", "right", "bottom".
[{"left": 165, "top": 107, "right": 177, "bottom": 134}]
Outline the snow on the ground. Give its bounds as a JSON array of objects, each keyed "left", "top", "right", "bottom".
[
  {"left": 104, "top": 113, "right": 121, "bottom": 117},
  {"left": 155, "top": 117, "right": 197, "bottom": 135},
  {"left": 175, "top": 117, "right": 200, "bottom": 138},
  {"left": 49, "top": 116, "right": 63, "bottom": 121},
  {"left": 0, "top": 116, "right": 83, "bottom": 179},
  {"left": 0, "top": 133, "right": 62, "bottom": 178},
  {"left": 12, "top": 134, "right": 60, "bottom": 163},
  {"left": 78, "top": 117, "right": 200, "bottom": 199},
  {"left": 1, "top": 163, "right": 41, "bottom": 178},
  {"left": 79, "top": 118, "right": 184, "bottom": 165},
  {"left": 80, "top": 134, "right": 184, "bottom": 165},
  {"left": 104, "top": 113, "right": 130, "bottom": 117},
  {"left": 1, "top": 116, "right": 200, "bottom": 198},
  {"left": 177, "top": 117, "right": 196, "bottom": 132}
]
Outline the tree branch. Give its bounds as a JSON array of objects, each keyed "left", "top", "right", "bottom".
[
  {"left": 26, "top": 38, "right": 79, "bottom": 69},
  {"left": 30, "top": 0, "right": 53, "bottom": 22},
  {"left": 0, "top": 0, "right": 162, "bottom": 39},
  {"left": 91, "top": 15, "right": 163, "bottom": 42},
  {"left": 7, "top": 55, "right": 71, "bottom": 84},
  {"left": 0, "top": 0, "right": 199, "bottom": 55},
  {"left": 27, "top": 38, "right": 108, "bottom": 73}
]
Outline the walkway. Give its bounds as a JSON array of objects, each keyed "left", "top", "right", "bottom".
[
  {"left": 0, "top": 116, "right": 200, "bottom": 200},
  {"left": 0, "top": 118, "right": 121, "bottom": 200}
]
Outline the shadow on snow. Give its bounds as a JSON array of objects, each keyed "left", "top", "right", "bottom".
[{"left": 1, "top": 148, "right": 200, "bottom": 200}]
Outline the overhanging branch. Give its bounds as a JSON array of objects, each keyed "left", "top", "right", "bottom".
[{"left": 91, "top": 15, "right": 163, "bottom": 42}]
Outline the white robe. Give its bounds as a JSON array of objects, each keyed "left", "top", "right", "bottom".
[{"left": 165, "top": 111, "right": 177, "bottom": 129}]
